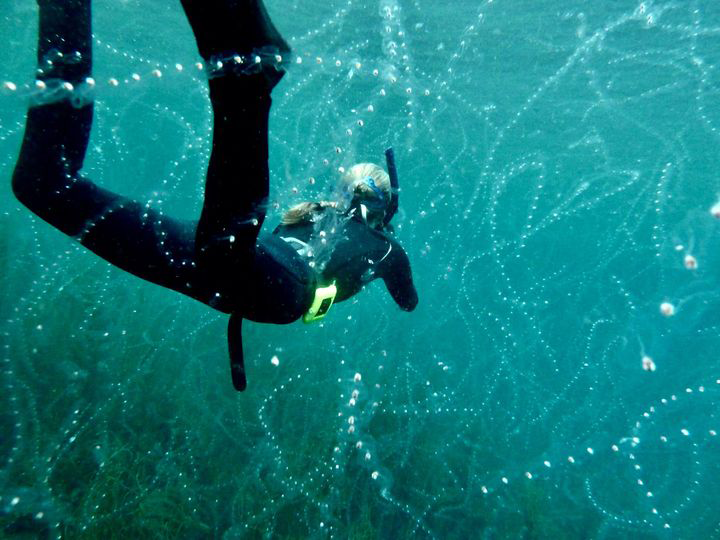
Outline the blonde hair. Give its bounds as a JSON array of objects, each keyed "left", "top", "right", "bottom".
[
  {"left": 281, "top": 201, "right": 337, "bottom": 225},
  {"left": 339, "top": 163, "right": 391, "bottom": 203},
  {"left": 282, "top": 163, "right": 391, "bottom": 226}
]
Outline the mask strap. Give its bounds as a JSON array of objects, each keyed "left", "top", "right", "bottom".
[{"left": 363, "top": 176, "right": 386, "bottom": 201}]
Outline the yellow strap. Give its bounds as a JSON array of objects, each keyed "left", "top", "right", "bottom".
[{"left": 303, "top": 283, "right": 337, "bottom": 323}]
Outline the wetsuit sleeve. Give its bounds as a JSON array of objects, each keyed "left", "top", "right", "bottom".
[{"left": 380, "top": 244, "right": 418, "bottom": 311}]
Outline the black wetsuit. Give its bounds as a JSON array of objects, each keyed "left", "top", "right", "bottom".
[
  {"left": 274, "top": 212, "right": 417, "bottom": 310},
  {"left": 11, "top": 0, "right": 417, "bottom": 390}
]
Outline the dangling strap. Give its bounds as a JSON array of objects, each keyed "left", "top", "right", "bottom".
[{"left": 228, "top": 313, "right": 247, "bottom": 391}]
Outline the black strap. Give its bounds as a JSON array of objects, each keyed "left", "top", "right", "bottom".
[{"left": 228, "top": 314, "right": 247, "bottom": 391}]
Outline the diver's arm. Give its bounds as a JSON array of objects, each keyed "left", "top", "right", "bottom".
[{"left": 381, "top": 245, "right": 418, "bottom": 311}]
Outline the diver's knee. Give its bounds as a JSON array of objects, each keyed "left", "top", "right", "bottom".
[
  {"left": 11, "top": 159, "right": 55, "bottom": 217},
  {"left": 11, "top": 163, "right": 35, "bottom": 209}
]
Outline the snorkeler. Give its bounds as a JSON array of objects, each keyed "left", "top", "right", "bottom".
[{"left": 11, "top": 0, "right": 418, "bottom": 391}]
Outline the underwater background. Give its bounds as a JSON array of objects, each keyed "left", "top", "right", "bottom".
[{"left": 2, "top": 0, "right": 720, "bottom": 538}]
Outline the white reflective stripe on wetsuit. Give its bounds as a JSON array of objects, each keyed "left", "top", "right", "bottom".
[
  {"left": 368, "top": 242, "right": 392, "bottom": 265},
  {"left": 280, "top": 236, "right": 311, "bottom": 257}
]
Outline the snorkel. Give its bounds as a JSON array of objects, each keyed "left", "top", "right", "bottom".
[{"left": 382, "top": 147, "right": 399, "bottom": 229}]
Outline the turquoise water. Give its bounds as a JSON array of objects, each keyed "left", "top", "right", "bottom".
[{"left": 2, "top": 0, "right": 720, "bottom": 538}]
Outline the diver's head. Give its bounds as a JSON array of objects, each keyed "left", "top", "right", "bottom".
[{"left": 339, "top": 163, "right": 392, "bottom": 228}]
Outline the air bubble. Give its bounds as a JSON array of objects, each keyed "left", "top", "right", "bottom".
[{"left": 642, "top": 356, "right": 656, "bottom": 372}]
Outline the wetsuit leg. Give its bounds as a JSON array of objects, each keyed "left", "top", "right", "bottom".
[
  {"left": 12, "top": 1, "right": 199, "bottom": 299},
  {"left": 180, "top": 0, "right": 289, "bottom": 65},
  {"left": 194, "top": 74, "right": 273, "bottom": 273},
  {"left": 181, "top": 0, "right": 290, "bottom": 276}
]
